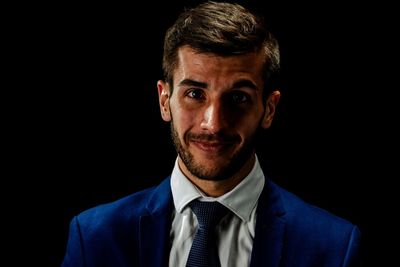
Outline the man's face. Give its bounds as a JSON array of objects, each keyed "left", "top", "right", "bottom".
[{"left": 158, "top": 46, "right": 279, "bottom": 181}]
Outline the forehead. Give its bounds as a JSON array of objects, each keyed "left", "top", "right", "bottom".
[{"left": 173, "top": 46, "right": 265, "bottom": 84}]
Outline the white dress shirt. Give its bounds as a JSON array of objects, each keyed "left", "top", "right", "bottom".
[{"left": 169, "top": 155, "right": 265, "bottom": 267}]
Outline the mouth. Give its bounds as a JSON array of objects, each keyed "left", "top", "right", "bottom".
[{"left": 190, "top": 140, "right": 233, "bottom": 154}]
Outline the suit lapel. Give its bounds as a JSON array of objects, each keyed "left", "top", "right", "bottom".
[
  {"left": 139, "top": 178, "right": 173, "bottom": 267},
  {"left": 250, "top": 180, "right": 286, "bottom": 267}
]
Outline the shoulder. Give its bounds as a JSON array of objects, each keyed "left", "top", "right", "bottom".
[
  {"left": 74, "top": 177, "right": 172, "bottom": 235},
  {"left": 62, "top": 178, "right": 172, "bottom": 266},
  {"left": 268, "top": 180, "right": 359, "bottom": 240},
  {"left": 267, "top": 181, "right": 361, "bottom": 264},
  {"left": 77, "top": 186, "right": 155, "bottom": 224}
]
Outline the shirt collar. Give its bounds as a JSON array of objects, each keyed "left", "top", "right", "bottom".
[{"left": 170, "top": 154, "right": 265, "bottom": 222}]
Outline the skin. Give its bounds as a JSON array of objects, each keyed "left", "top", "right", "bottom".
[{"left": 158, "top": 46, "right": 280, "bottom": 197}]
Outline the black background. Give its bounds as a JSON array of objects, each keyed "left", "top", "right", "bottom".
[{"left": 9, "top": 0, "right": 396, "bottom": 266}]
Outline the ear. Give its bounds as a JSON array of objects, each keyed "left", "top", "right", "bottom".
[
  {"left": 157, "top": 80, "right": 172, "bottom": 122},
  {"left": 261, "top": 90, "right": 281, "bottom": 129}
]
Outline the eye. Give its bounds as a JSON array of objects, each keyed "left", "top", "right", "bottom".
[
  {"left": 186, "top": 89, "right": 205, "bottom": 100},
  {"left": 230, "top": 91, "right": 249, "bottom": 103}
]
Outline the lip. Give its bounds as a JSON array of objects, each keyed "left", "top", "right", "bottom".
[{"left": 190, "top": 140, "right": 232, "bottom": 154}]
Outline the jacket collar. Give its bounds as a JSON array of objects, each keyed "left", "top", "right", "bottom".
[
  {"left": 250, "top": 179, "right": 287, "bottom": 267},
  {"left": 139, "top": 177, "right": 173, "bottom": 267}
]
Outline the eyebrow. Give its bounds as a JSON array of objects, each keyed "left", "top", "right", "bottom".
[
  {"left": 178, "top": 78, "right": 259, "bottom": 91},
  {"left": 232, "top": 80, "right": 258, "bottom": 91},
  {"left": 178, "top": 79, "right": 208, "bottom": 88}
]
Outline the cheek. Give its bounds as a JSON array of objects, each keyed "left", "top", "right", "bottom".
[
  {"left": 236, "top": 111, "right": 264, "bottom": 136},
  {"left": 171, "top": 105, "right": 197, "bottom": 135},
  {"left": 238, "top": 122, "right": 257, "bottom": 138}
]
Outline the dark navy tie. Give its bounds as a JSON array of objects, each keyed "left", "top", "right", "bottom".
[{"left": 186, "top": 200, "right": 229, "bottom": 267}]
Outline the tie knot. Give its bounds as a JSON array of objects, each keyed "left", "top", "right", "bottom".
[{"left": 189, "top": 200, "right": 229, "bottom": 228}]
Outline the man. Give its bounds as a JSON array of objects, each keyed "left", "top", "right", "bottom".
[{"left": 62, "top": 2, "right": 360, "bottom": 266}]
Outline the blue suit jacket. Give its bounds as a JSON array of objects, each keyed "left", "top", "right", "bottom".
[{"left": 62, "top": 177, "right": 360, "bottom": 267}]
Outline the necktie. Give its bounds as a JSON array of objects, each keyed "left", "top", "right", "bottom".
[{"left": 186, "top": 200, "right": 229, "bottom": 267}]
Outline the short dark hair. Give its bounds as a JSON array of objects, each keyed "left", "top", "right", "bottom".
[{"left": 162, "top": 1, "right": 280, "bottom": 95}]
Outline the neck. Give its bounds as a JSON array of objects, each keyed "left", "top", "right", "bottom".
[{"left": 178, "top": 154, "right": 256, "bottom": 197}]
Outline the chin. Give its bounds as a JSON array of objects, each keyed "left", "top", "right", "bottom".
[{"left": 189, "top": 157, "right": 239, "bottom": 181}]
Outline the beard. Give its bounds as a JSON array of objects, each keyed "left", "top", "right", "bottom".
[{"left": 170, "top": 122, "right": 257, "bottom": 181}]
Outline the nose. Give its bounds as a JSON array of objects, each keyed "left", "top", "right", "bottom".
[{"left": 200, "top": 102, "right": 227, "bottom": 133}]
